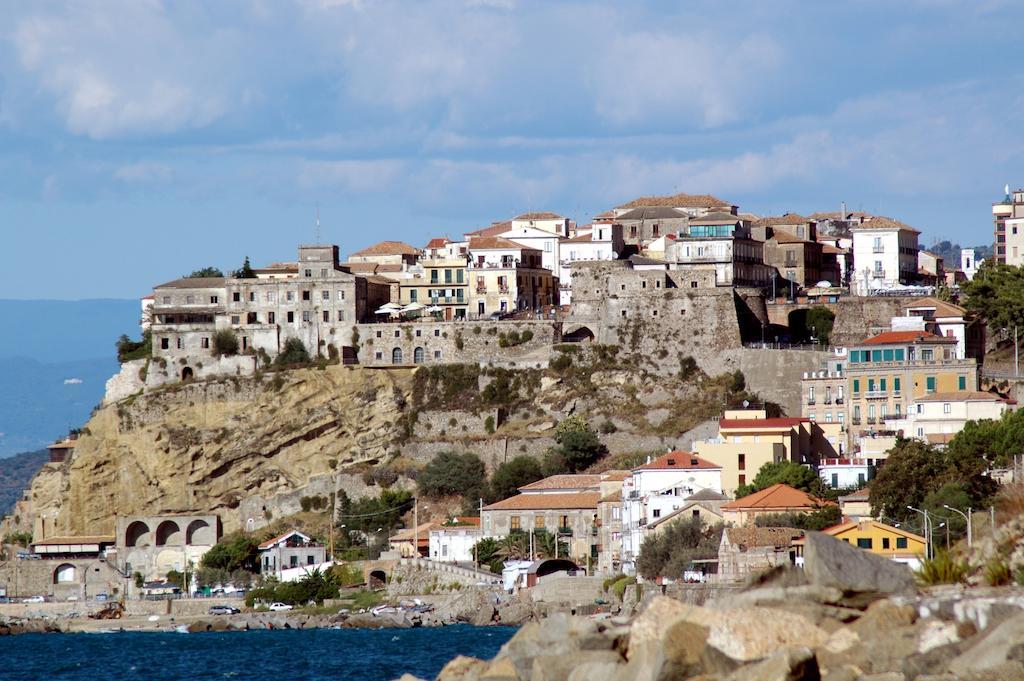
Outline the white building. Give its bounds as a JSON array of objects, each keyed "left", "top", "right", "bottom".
[
  {"left": 559, "top": 222, "right": 624, "bottom": 304},
  {"left": 620, "top": 452, "right": 722, "bottom": 575},
  {"left": 894, "top": 391, "right": 1016, "bottom": 446},
  {"left": 818, "top": 458, "right": 873, "bottom": 490},
  {"left": 851, "top": 217, "right": 921, "bottom": 295},
  {"left": 428, "top": 524, "right": 483, "bottom": 564},
  {"left": 500, "top": 224, "right": 563, "bottom": 274},
  {"left": 510, "top": 212, "right": 571, "bottom": 237},
  {"left": 257, "top": 530, "right": 327, "bottom": 581},
  {"left": 960, "top": 248, "right": 981, "bottom": 280}
]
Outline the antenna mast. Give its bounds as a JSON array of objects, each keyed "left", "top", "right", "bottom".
[{"left": 315, "top": 204, "right": 321, "bottom": 243}]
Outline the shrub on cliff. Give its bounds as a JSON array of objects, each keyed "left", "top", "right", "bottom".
[
  {"left": 543, "top": 415, "right": 607, "bottom": 473},
  {"left": 212, "top": 329, "right": 239, "bottom": 357},
  {"left": 416, "top": 451, "right": 487, "bottom": 501},
  {"left": 276, "top": 337, "right": 311, "bottom": 366},
  {"left": 116, "top": 331, "right": 152, "bottom": 362}
]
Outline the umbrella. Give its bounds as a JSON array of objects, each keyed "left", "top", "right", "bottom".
[
  {"left": 375, "top": 302, "right": 402, "bottom": 314},
  {"left": 425, "top": 305, "right": 443, "bottom": 313},
  {"left": 402, "top": 302, "right": 426, "bottom": 312}
]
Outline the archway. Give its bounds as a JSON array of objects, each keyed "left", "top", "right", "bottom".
[
  {"left": 413, "top": 347, "right": 424, "bottom": 364},
  {"left": 181, "top": 366, "right": 194, "bottom": 381},
  {"left": 186, "top": 519, "right": 214, "bottom": 546},
  {"left": 562, "top": 326, "right": 595, "bottom": 343},
  {"left": 53, "top": 563, "right": 76, "bottom": 584},
  {"left": 155, "top": 520, "right": 183, "bottom": 546},
  {"left": 125, "top": 520, "right": 151, "bottom": 548},
  {"left": 369, "top": 569, "right": 387, "bottom": 589},
  {"left": 391, "top": 347, "right": 403, "bottom": 364}
]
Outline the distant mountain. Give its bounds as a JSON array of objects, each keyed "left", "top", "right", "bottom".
[
  {"left": 0, "top": 356, "right": 118, "bottom": 458},
  {"left": 0, "top": 299, "right": 139, "bottom": 363},
  {"left": 0, "top": 449, "right": 48, "bottom": 516}
]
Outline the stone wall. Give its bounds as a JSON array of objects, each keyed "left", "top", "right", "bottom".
[
  {"left": 103, "top": 359, "right": 148, "bottom": 405},
  {"left": 0, "top": 558, "right": 127, "bottom": 601},
  {"left": 356, "top": 320, "right": 559, "bottom": 368}
]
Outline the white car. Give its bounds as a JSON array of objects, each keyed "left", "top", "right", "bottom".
[
  {"left": 23, "top": 595, "right": 45, "bottom": 604},
  {"left": 267, "top": 602, "right": 293, "bottom": 612}
]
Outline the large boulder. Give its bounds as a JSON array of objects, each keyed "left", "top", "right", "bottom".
[
  {"left": 948, "top": 611, "right": 1024, "bottom": 676},
  {"left": 803, "top": 532, "right": 917, "bottom": 602}
]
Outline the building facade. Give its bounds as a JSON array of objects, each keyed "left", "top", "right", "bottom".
[
  {"left": 467, "top": 237, "right": 557, "bottom": 317},
  {"left": 992, "top": 188, "right": 1024, "bottom": 266},
  {"left": 851, "top": 218, "right": 921, "bottom": 295}
]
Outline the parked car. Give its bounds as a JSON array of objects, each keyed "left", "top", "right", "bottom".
[
  {"left": 94, "top": 593, "right": 108, "bottom": 602},
  {"left": 209, "top": 605, "right": 240, "bottom": 615},
  {"left": 23, "top": 595, "right": 45, "bottom": 604},
  {"left": 267, "top": 602, "right": 292, "bottom": 612},
  {"left": 66, "top": 596, "right": 79, "bottom": 602}
]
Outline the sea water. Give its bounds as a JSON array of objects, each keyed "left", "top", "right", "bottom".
[{"left": 0, "top": 625, "right": 517, "bottom": 680}]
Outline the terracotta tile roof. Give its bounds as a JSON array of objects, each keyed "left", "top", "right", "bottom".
[
  {"left": 616, "top": 206, "right": 690, "bottom": 220},
  {"left": 616, "top": 193, "right": 732, "bottom": 210},
  {"left": 852, "top": 216, "right": 921, "bottom": 235},
  {"left": 718, "top": 417, "right": 808, "bottom": 431},
  {"left": 389, "top": 522, "right": 436, "bottom": 543},
  {"left": 343, "top": 262, "right": 405, "bottom": 274},
  {"left": 593, "top": 210, "right": 615, "bottom": 219},
  {"left": 154, "top": 277, "right": 227, "bottom": 289},
  {"left": 838, "top": 487, "right": 870, "bottom": 502},
  {"left": 770, "top": 230, "right": 817, "bottom": 245},
  {"left": 723, "top": 526, "right": 803, "bottom": 548},
  {"left": 689, "top": 212, "right": 744, "bottom": 225},
  {"left": 514, "top": 212, "right": 564, "bottom": 221},
  {"left": 722, "top": 483, "right": 832, "bottom": 511},
  {"left": 426, "top": 237, "right": 450, "bottom": 249},
  {"left": 350, "top": 241, "right": 420, "bottom": 257},
  {"left": 465, "top": 221, "right": 512, "bottom": 238},
  {"left": 482, "top": 491, "right": 602, "bottom": 511},
  {"left": 600, "top": 470, "right": 632, "bottom": 482},
  {"left": 599, "top": 490, "right": 623, "bottom": 503},
  {"left": 820, "top": 244, "right": 846, "bottom": 254},
  {"left": 468, "top": 235, "right": 537, "bottom": 251},
  {"left": 633, "top": 452, "right": 721, "bottom": 471},
  {"left": 904, "top": 296, "right": 967, "bottom": 318},
  {"left": 926, "top": 433, "right": 956, "bottom": 445},
  {"left": 861, "top": 330, "right": 955, "bottom": 345},
  {"left": 565, "top": 233, "right": 597, "bottom": 243},
  {"left": 809, "top": 211, "right": 871, "bottom": 221},
  {"left": 258, "top": 530, "right": 311, "bottom": 550},
  {"left": 33, "top": 535, "right": 115, "bottom": 546},
  {"left": 914, "top": 391, "right": 1002, "bottom": 403},
  {"left": 754, "top": 213, "right": 812, "bottom": 227},
  {"left": 519, "top": 474, "right": 603, "bottom": 491}
]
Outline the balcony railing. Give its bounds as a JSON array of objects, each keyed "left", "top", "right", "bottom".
[
  {"left": 852, "top": 417, "right": 862, "bottom": 425},
  {"left": 864, "top": 390, "right": 888, "bottom": 399},
  {"left": 835, "top": 397, "right": 844, "bottom": 405},
  {"left": 806, "top": 398, "right": 816, "bottom": 405},
  {"left": 866, "top": 417, "right": 877, "bottom": 425}
]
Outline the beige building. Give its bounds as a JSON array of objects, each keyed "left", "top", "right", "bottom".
[
  {"left": 347, "top": 240, "right": 420, "bottom": 267},
  {"left": 398, "top": 257, "right": 470, "bottom": 320},
  {"left": 992, "top": 187, "right": 1024, "bottom": 265},
  {"left": 595, "top": 471, "right": 628, "bottom": 575},
  {"left": 695, "top": 410, "right": 816, "bottom": 497},
  {"left": 467, "top": 236, "right": 557, "bottom": 317},
  {"left": 721, "top": 483, "right": 833, "bottom": 527},
  {"left": 896, "top": 391, "right": 1015, "bottom": 446}
]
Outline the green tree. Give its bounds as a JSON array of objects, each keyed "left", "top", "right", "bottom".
[
  {"left": 473, "top": 537, "right": 503, "bottom": 572},
  {"left": 754, "top": 505, "right": 841, "bottom": 531},
  {"left": 342, "top": 488, "right": 413, "bottom": 534},
  {"left": 735, "top": 460, "right": 826, "bottom": 499},
  {"left": 416, "top": 451, "right": 487, "bottom": 501},
  {"left": 201, "top": 532, "right": 261, "bottom": 573},
  {"left": 636, "top": 516, "right": 723, "bottom": 580},
  {"left": 233, "top": 256, "right": 257, "bottom": 279},
  {"left": 489, "top": 456, "right": 544, "bottom": 502},
  {"left": 805, "top": 306, "right": 835, "bottom": 345},
  {"left": 212, "top": 329, "right": 239, "bottom": 356},
  {"left": 961, "top": 262, "right": 1024, "bottom": 334},
  {"left": 116, "top": 330, "right": 152, "bottom": 362},
  {"left": 186, "top": 267, "right": 225, "bottom": 278},
  {"left": 275, "top": 337, "right": 311, "bottom": 366},
  {"left": 545, "top": 415, "right": 607, "bottom": 473}
]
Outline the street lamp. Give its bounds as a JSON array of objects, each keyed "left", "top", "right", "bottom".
[
  {"left": 943, "top": 505, "right": 973, "bottom": 547},
  {"left": 907, "top": 506, "right": 931, "bottom": 560}
]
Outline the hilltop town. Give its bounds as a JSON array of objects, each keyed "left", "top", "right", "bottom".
[{"left": 3, "top": 188, "right": 1024, "bottom": 664}]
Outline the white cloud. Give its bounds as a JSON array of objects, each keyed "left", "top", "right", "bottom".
[
  {"left": 115, "top": 161, "right": 173, "bottom": 183},
  {"left": 297, "top": 159, "right": 406, "bottom": 193}
]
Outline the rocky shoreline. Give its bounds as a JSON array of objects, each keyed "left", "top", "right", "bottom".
[{"left": 397, "top": 533, "right": 1024, "bottom": 681}]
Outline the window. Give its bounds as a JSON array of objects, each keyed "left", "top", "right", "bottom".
[
  {"left": 162, "top": 296, "right": 171, "bottom": 304},
  {"left": 882, "top": 537, "right": 890, "bottom": 550},
  {"left": 268, "top": 312, "right": 275, "bottom": 324},
  {"left": 287, "top": 291, "right": 295, "bottom": 302},
  {"left": 302, "top": 311, "right": 312, "bottom": 322},
  {"left": 266, "top": 292, "right": 275, "bottom": 303},
  {"left": 559, "top": 515, "right": 569, "bottom": 529},
  {"left": 431, "top": 270, "right": 439, "bottom": 284},
  {"left": 856, "top": 538, "right": 873, "bottom": 549},
  {"left": 201, "top": 337, "right": 209, "bottom": 349},
  {"left": 921, "top": 349, "right": 933, "bottom": 361},
  {"left": 894, "top": 377, "right": 901, "bottom": 394},
  {"left": 210, "top": 295, "right": 219, "bottom": 304},
  {"left": 304, "top": 269, "right": 312, "bottom": 277},
  {"left": 852, "top": 379, "right": 860, "bottom": 395},
  {"left": 653, "top": 509, "right": 661, "bottom": 518},
  {"left": 692, "top": 509, "right": 700, "bottom": 518},
  {"left": 434, "top": 329, "right": 440, "bottom": 337},
  {"left": 926, "top": 376, "right": 936, "bottom": 393},
  {"left": 808, "top": 412, "right": 815, "bottom": 421},
  {"left": 337, "top": 290, "right": 345, "bottom": 301},
  {"left": 392, "top": 347, "right": 403, "bottom": 364},
  {"left": 879, "top": 378, "right": 887, "bottom": 392},
  {"left": 290, "top": 555, "right": 298, "bottom": 568},
  {"left": 737, "top": 453, "right": 746, "bottom": 470},
  {"left": 287, "top": 311, "right": 294, "bottom": 323},
  {"left": 307, "top": 555, "right": 315, "bottom": 565},
  {"left": 160, "top": 337, "right": 169, "bottom": 350},
  {"left": 534, "top": 515, "right": 545, "bottom": 529},
  {"left": 831, "top": 473, "right": 838, "bottom": 488},
  {"left": 410, "top": 290, "right": 417, "bottom": 302},
  {"left": 958, "top": 375, "right": 967, "bottom": 390},
  {"left": 374, "top": 351, "right": 382, "bottom": 360},
  {"left": 337, "top": 310, "right": 344, "bottom": 322},
  {"left": 323, "top": 310, "right": 330, "bottom": 322},
  {"left": 322, "top": 290, "right": 330, "bottom": 301},
  {"left": 232, "top": 292, "right": 241, "bottom": 302},
  {"left": 943, "top": 402, "right": 951, "bottom": 414},
  {"left": 738, "top": 474, "right": 746, "bottom": 485},
  {"left": 433, "top": 350, "right": 442, "bottom": 359},
  {"left": 825, "top": 412, "right": 832, "bottom": 423},
  {"left": 231, "top": 315, "right": 240, "bottom": 324},
  {"left": 320, "top": 268, "right": 327, "bottom": 278},
  {"left": 248, "top": 292, "right": 255, "bottom": 302},
  {"left": 896, "top": 537, "right": 908, "bottom": 549},
  {"left": 302, "top": 291, "right": 311, "bottom": 301},
  {"left": 510, "top": 516, "right": 521, "bottom": 531}
]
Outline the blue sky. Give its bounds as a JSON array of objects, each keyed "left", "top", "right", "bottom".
[{"left": 1, "top": 0, "right": 1021, "bottom": 299}]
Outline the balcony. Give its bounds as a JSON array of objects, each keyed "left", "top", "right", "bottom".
[
  {"left": 835, "top": 397, "right": 844, "bottom": 405},
  {"left": 557, "top": 527, "right": 573, "bottom": 536},
  {"left": 866, "top": 417, "right": 877, "bottom": 425},
  {"left": 852, "top": 417, "right": 862, "bottom": 425},
  {"left": 806, "top": 398, "right": 816, "bottom": 405},
  {"left": 864, "top": 390, "right": 888, "bottom": 400},
  {"left": 873, "top": 246, "right": 884, "bottom": 254}
]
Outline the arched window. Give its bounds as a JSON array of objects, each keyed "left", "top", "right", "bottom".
[
  {"left": 413, "top": 347, "right": 424, "bottom": 364},
  {"left": 54, "top": 563, "right": 76, "bottom": 584},
  {"left": 391, "top": 347, "right": 403, "bottom": 364}
]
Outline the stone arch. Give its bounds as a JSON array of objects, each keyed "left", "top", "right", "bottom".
[
  {"left": 413, "top": 346, "right": 424, "bottom": 364},
  {"left": 391, "top": 347, "right": 403, "bottom": 364},
  {"left": 369, "top": 569, "right": 387, "bottom": 589},
  {"left": 562, "top": 325, "right": 595, "bottom": 343},
  {"left": 53, "top": 563, "right": 76, "bottom": 584},
  {"left": 155, "top": 520, "right": 183, "bottom": 547},
  {"left": 186, "top": 519, "right": 215, "bottom": 546},
  {"left": 181, "top": 366, "right": 194, "bottom": 381},
  {"left": 125, "top": 520, "right": 151, "bottom": 548}
]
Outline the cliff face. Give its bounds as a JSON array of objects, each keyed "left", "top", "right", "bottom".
[{"left": 20, "top": 365, "right": 413, "bottom": 537}]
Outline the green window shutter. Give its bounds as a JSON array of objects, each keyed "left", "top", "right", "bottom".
[
  {"left": 927, "top": 376, "right": 936, "bottom": 392},
  {"left": 868, "top": 379, "right": 875, "bottom": 391},
  {"left": 883, "top": 349, "right": 894, "bottom": 361},
  {"left": 958, "top": 375, "right": 967, "bottom": 390},
  {"left": 894, "top": 377, "right": 901, "bottom": 393},
  {"left": 853, "top": 379, "right": 860, "bottom": 394},
  {"left": 880, "top": 378, "right": 887, "bottom": 392},
  {"left": 895, "top": 349, "right": 905, "bottom": 361}
]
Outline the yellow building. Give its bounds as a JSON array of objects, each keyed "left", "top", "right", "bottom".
[
  {"left": 823, "top": 520, "right": 925, "bottom": 567},
  {"left": 695, "top": 410, "right": 815, "bottom": 496},
  {"left": 846, "top": 330, "right": 978, "bottom": 429},
  {"left": 399, "top": 257, "right": 470, "bottom": 320}
]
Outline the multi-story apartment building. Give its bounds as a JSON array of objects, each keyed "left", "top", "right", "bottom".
[
  {"left": 917, "top": 250, "right": 945, "bottom": 287},
  {"left": 399, "top": 256, "right": 470, "bottom": 320},
  {"left": 467, "top": 236, "right": 557, "bottom": 317},
  {"left": 595, "top": 471, "right": 628, "bottom": 575},
  {"left": 150, "top": 245, "right": 389, "bottom": 374},
  {"left": 752, "top": 215, "right": 823, "bottom": 289},
  {"left": 845, "top": 330, "right": 978, "bottom": 432},
  {"left": 347, "top": 240, "right": 420, "bottom": 267},
  {"left": 901, "top": 297, "right": 985, "bottom": 362},
  {"left": 799, "top": 354, "right": 848, "bottom": 455},
  {"left": 664, "top": 213, "right": 773, "bottom": 287},
  {"left": 992, "top": 187, "right": 1024, "bottom": 265},
  {"left": 614, "top": 206, "right": 691, "bottom": 248},
  {"left": 894, "top": 391, "right": 1015, "bottom": 446},
  {"left": 850, "top": 217, "right": 921, "bottom": 295},
  {"left": 620, "top": 452, "right": 722, "bottom": 575}
]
